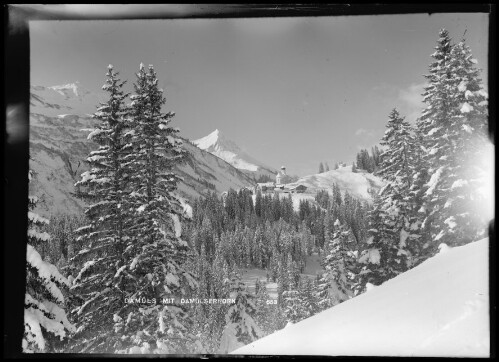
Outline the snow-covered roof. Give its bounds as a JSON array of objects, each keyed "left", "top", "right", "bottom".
[{"left": 257, "top": 182, "right": 275, "bottom": 187}]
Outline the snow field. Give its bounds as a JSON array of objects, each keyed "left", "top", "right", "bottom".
[{"left": 233, "top": 238, "right": 489, "bottom": 357}]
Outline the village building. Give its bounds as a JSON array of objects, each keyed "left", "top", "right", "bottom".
[
  {"left": 275, "top": 166, "right": 291, "bottom": 186},
  {"left": 289, "top": 184, "right": 307, "bottom": 193},
  {"left": 255, "top": 182, "right": 275, "bottom": 193},
  {"left": 254, "top": 166, "right": 307, "bottom": 194}
]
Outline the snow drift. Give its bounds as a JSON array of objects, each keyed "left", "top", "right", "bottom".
[{"left": 233, "top": 238, "right": 490, "bottom": 357}]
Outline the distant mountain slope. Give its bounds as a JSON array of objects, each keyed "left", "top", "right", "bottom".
[
  {"left": 233, "top": 238, "right": 489, "bottom": 357},
  {"left": 175, "top": 141, "right": 256, "bottom": 200},
  {"left": 30, "top": 83, "right": 106, "bottom": 117},
  {"left": 288, "top": 165, "right": 384, "bottom": 202},
  {"left": 193, "top": 129, "right": 277, "bottom": 180},
  {"left": 29, "top": 83, "right": 254, "bottom": 215}
]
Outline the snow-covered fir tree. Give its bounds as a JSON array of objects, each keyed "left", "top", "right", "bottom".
[
  {"left": 416, "top": 30, "right": 489, "bottom": 257},
  {"left": 412, "top": 29, "right": 455, "bottom": 260},
  {"left": 113, "top": 64, "right": 197, "bottom": 354},
  {"left": 282, "top": 275, "right": 316, "bottom": 324},
  {"left": 195, "top": 250, "right": 231, "bottom": 353},
  {"left": 218, "top": 273, "right": 262, "bottom": 353},
  {"left": 24, "top": 170, "right": 75, "bottom": 352},
  {"left": 358, "top": 109, "right": 419, "bottom": 288},
  {"left": 127, "top": 63, "right": 187, "bottom": 247},
  {"left": 299, "top": 277, "right": 319, "bottom": 317},
  {"left": 282, "top": 253, "right": 308, "bottom": 323},
  {"left": 355, "top": 191, "right": 386, "bottom": 293},
  {"left": 254, "top": 282, "right": 274, "bottom": 335},
  {"left": 69, "top": 65, "right": 137, "bottom": 353},
  {"left": 406, "top": 129, "right": 430, "bottom": 266},
  {"left": 282, "top": 288, "right": 308, "bottom": 324},
  {"left": 71, "top": 64, "right": 198, "bottom": 353},
  {"left": 316, "top": 220, "right": 357, "bottom": 310}
]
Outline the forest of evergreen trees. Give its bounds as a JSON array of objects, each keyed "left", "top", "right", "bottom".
[
  {"left": 24, "top": 29, "right": 490, "bottom": 354},
  {"left": 354, "top": 146, "right": 381, "bottom": 173}
]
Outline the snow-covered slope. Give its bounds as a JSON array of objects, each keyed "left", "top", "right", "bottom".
[
  {"left": 30, "top": 83, "right": 106, "bottom": 118},
  {"left": 288, "top": 165, "right": 384, "bottom": 202},
  {"left": 233, "top": 238, "right": 490, "bottom": 357},
  {"left": 175, "top": 141, "right": 255, "bottom": 200},
  {"left": 29, "top": 84, "right": 255, "bottom": 215},
  {"left": 193, "top": 129, "right": 277, "bottom": 180}
]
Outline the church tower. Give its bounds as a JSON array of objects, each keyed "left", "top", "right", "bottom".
[{"left": 276, "top": 166, "right": 288, "bottom": 185}]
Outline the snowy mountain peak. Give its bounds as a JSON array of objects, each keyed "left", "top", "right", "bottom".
[
  {"left": 193, "top": 129, "right": 276, "bottom": 177},
  {"left": 30, "top": 82, "right": 105, "bottom": 118},
  {"left": 48, "top": 81, "right": 89, "bottom": 98},
  {"left": 196, "top": 129, "right": 223, "bottom": 148}
]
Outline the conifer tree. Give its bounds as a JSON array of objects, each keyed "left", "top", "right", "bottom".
[
  {"left": 254, "top": 283, "right": 274, "bottom": 335},
  {"left": 356, "top": 192, "right": 388, "bottom": 293},
  {"left": 218, "top": 273, "right": 262, "bottom": 353},
  {"left": 282, "top": 288, "right": 308, "bottom": 324},
  {"left": 127, "top": 63, "right": 187, "bottom": 245},
  {"left": 406, "top": 130, "right": 429, "bottom": 265},
  {"left": 376, "top": 108, "right": 419, "bottom": 268},
  {"left": 70, "top": 65, "right": 138, "bottom": 352},
  {"left": 73, "top": 64, "right": 198, "bottom": 353},
  {"left": 24, "top": 170, "right": 75, "bottom": 353},
  {"left": 255, "top": 189, "right": 263, "bottom": 218},
  {"left": 74, "top": 64, "right": 132, "bottom": 245},
  {"left": 299, "top": 277, "right": 319, "bottom": 316},
  {"left": 319, "top": 162, "right": 325, "bottom": 174},
  {"left": 197, "top": 244, "right": 210, "bottom": 300},
  {"left": 316, "top": 220, "right": 356, "bottom": 309},
  {"left": 416, "top": 31, "right": 489, "bottom": 257}
]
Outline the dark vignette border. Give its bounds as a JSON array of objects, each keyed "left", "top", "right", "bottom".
[{"left": 3, "top": 3, "right": 495, "bottom": 359}]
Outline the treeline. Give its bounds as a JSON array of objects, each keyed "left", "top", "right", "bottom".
[
  {"left": 189, "top": 185, "right": 369, "bottom": 258},
  {"left": 182, "top": 184, "right": 373, "bottom": 351},
  {"left": 354, "top": 146, "right": 381, "bottom": 173}
]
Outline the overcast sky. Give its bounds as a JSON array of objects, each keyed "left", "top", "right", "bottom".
[{"left": 30, "top": 13, "right": 489, "bottom": 176}]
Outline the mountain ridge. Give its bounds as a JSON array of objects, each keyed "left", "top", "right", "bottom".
[
  {"left": 193, "top": 129, "right": 277, "bottom": 180},
  {"left": 29, "top": 83, "right": 255, "bottom": 215}
]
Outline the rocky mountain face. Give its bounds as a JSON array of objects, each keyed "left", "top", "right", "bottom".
[
  {"left": 193, "top": 129, "right": 277, "bottom": 181},
  {"left": 29, "top": 83, "right": 254, "bottom": 216}
]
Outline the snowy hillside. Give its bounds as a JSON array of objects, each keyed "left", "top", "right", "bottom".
[
  {"left": 175, "top": 141, "right": 255, "bottom": 199},
  {"left": 29, "top": 85, "right": 255, "bottom": 215},
  {"left": 233, "top": 238, "right": 489, "bottom": 357},
  {"left": 193, "top": 129, "right": 277, "bottom": 180},
  {"left": 30, "top": 83, "right": 106, "bottom": 118},
  {"left": 287, "top": 165, "right": 384, "bottom": 202}
]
